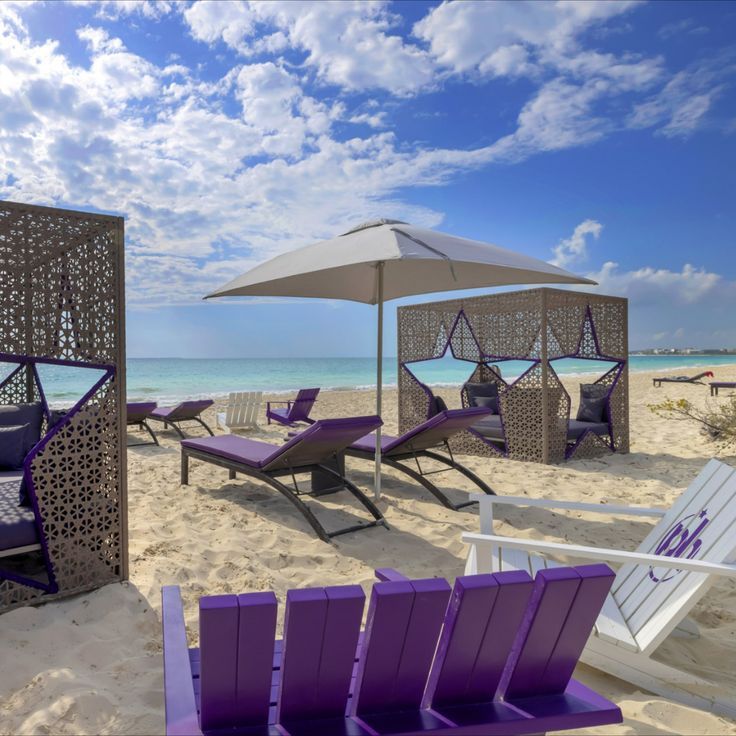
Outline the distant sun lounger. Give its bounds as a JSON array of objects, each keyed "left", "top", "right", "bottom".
[
  {"left": 180, "top": 416, "right": 387, "bottom": 542},
  {"left": 162, "top": 565, "right": 622, "bottom": 736},
  {"left": 126, "top": 402, "right": 159, "bottom": 446},
  {"left": 149, "top": 400, "right": 214, "bottom": 438},
  {"left": 217, "top": 391, "right": 262, "bottom": 433},
  {"left": 652, "top": 370, "right": 713, "bottom": 387},
  {"left": 346, "top": 406, "right": 496, "bottom": 510},
  {"left": 710, "top": 381, "right": 736, "bottom": 396},
  {"left": 463, "top": 457, "right": 736, "bottom": 718},
  {"left": 266, "top": 387, "right": 319, "bottom": 426}
]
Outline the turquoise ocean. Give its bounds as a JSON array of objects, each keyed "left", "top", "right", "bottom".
[{"left": 6, "top": 354, "right": 736, "bottom": 405}]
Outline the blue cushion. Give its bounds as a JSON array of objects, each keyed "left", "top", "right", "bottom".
[
  {"left": 0, "top": 424, "right": 29, "bottom": 470},
  {"left": 0, "top": 403, "right": 43, "bottom": 453},
  {"left": 473, "top": 395, "right": 499, "bottom": 413},
  {"left": 428, "top": 394, "right": 448, "bottom": 417},
  {"left": 466, "top": 382, "right": 499, "bottom": 412},
  {"left": 0, "top": 472, "right": 37, "bottom": 551}
]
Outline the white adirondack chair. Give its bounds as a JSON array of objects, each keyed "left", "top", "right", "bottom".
[
  {"left": 216, "top": 391, "right": 262, "bottom": 433},
  {"left": 463, "top": 458, "right": 736, "bottom": 718}
]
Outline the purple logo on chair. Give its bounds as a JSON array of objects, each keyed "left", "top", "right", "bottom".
[{"left": 649, "top": 509, "right": 709, "bottom": 583}]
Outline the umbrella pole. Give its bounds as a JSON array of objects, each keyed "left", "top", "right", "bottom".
[{"left": 374, "top": 262, "right": 384, "bottom": 500}]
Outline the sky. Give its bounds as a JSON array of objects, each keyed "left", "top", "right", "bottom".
[{"left": 1, "top": 0, "right": 735, "bottom": 357}]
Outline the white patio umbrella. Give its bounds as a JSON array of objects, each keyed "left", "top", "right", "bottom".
[{"left": 206, "top": 219, "right": 595, "bottom": 498}]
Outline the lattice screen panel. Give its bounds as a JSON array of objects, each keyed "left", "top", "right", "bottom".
[{"left": 0, "top": 200, "right": 126, "bottom": 613}]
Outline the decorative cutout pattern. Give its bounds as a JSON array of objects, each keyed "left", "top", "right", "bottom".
[
  {"left": 398, "top": 288, "right": 629, "bottom": 465},
  {"left": 0, "top": 201, "right": 126, "bottom": 613}
]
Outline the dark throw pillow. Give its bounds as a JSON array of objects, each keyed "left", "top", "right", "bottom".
[
  {"left": 48, "top": 409, "right": 68, "bottom": 429},
  {"left": 466, "top": 382, "right": 499, "bottom": 410},
  {"left": 0, "top": 424, "right": 29, "bottom": 470},
  {"left": 428, "top": 394, "right": 448, "bottom": 417},
  {"left": 0, "top": 403, "right": 43, "bottom": 453},
  {"left": 473, "top": 395, "right": 499, "bottom": 414},
  {"left": 576, "top": 384, "right": 608, "bottom": 423}
]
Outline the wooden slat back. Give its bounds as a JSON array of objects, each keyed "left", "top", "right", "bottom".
[
  {"left": 351, "top": 578, "right": 450, "bottom": 716},
  {"left": 225, "top": 392, "right": 262, "bottom": 427},
  {"left": 613, "top": 460, "right": 736, "bottom": 648},
  {"left": 199, "top": 591, "right": 277, "bottom": 732},
  {"left": 423, "top": 571, "right": 533, "bottom": 709},
  {"left": 500, "top": 565, "right": 614, "bottom": 700},
  {"left": 277, "top": 585, "right": 364, "bottom": 724}
]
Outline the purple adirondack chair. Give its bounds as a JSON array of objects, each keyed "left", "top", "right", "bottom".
[
  {"left": 126, "top": 402, "right": 159, "bottom": 446},
  {"left": 149, "top": 400, "right": 215, "bottom": 439},
  {"left": 162, "top": 564, "right": 622, "bottom": 736},
  {"left": 180, "top": 416, "right": 387, "bottom": 542},
  {"left": 347, "top": 407, "right": 495, "bottom": 510},
  {"left": 266, "top": 388, "right": 320, "bottom": 426}
]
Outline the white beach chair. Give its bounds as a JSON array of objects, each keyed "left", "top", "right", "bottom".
[
  {"left": 463, "top": 458, "right": 736, "bottom": 718},
  {"left": 216, "top": 391, "right": 262, "bottom": 433}
]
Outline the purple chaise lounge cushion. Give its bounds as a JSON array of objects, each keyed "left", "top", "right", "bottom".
[
  {"left": 182, "top": 435, "right": 278, "bottom": 468},
  {"left": 0, "top": 471, "right": 38, "bottom": 551},
  {"left": 350, "top": 434, "right": 397, "bottom": 453}
]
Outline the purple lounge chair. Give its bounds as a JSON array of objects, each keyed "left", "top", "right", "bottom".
[
  {"left": 710, "top": 381, "right": 736, "bottom": 396},
  {"left": 266, "top": 387, "right": 320, "bottom": 426},
  {"left": 150, "top": 400, "right": 215, "bottom": 439},
  {"left": 180, "top": 416, "right": 386, "bottom": 542},
  {"left": 126, "top": 402, "right": 159, "bottom": 446},
  {"left": 346, "top": 407, "right": 495, "bottom": 511},
  {"left": 162, "top": 564, "right": 622, "bottom": 736}
]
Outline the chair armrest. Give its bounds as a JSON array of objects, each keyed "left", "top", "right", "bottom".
[
  {"left": 469, "top": 494, "right": 665, "bottom": 518},
  {"left": 161, "top": 586, "right": 202, "bottom": 736},
  {"left": 375, "top": 567, "right": 410, "bottom": 582},
  {"left": 462, "top": 533, "right": 736, "bottom": 578}
]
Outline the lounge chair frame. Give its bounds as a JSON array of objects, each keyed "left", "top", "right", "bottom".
[
  {"left": 266, "top": 387, "right": 319, "bottom": 426},
  {"left": 0, "top": 200, "right": 127, "bottom": 612},
  {"left": 181, "top": 436, "right": 387, "bottom": 543},
  {"left": 397, "top": 288, "right": 629, "bottom": 464},
  {"left": 126, "top": 402, "right": 159, "bottom": 447},
  {"left": 150, "top": 401, "right": 215, "bottom": 439},
  {"left": 653, "top": 371, "right": 713, "bottom": 387},
  {"left": 347, "top": 423, "right": 495, "bottom": 511}
]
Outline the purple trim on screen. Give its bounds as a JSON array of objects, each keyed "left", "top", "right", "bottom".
[
  {"left": 0, "top": 353, "right": 117, "bottom": 595},
  {"left": 30, "top": 363, "right": 52, "bottom": 423}
]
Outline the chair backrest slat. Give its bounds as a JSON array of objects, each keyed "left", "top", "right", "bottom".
[
  {"left": 613, "top": 459, "right": 736, "bottom": 650},
  {"left": 225, "top": 392, "right": 262, "bottom": 427},
  {"left": 351, "top": 578, "right": 450, "bottom": 716},
  {"left": 423, "top": 570, "right": 533, "bottom": 709},
  {"left": 277, "top": 585, "right": 364, "bottom": 724},
  {"left": 199, "top": 595, "right": 240, "bottom": 732},
  {"left": 288, "top": 388, "right": 320, "bottom": 422},
  {"left": 236, "top": 592, "right": 277, "bottom": 726},
  {"left": 499, "top": 565, "right": 614, "bottom": 701}
]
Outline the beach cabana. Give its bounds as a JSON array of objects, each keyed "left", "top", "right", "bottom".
[
  {"left": 0, "top": 200, "right": 127, "bottom": 612},
  {"left": 398, "top": 288, "right": 629, "bottom": 464}
]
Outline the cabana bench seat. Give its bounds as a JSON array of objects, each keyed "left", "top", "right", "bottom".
[{"left": 0, "top": 472, "right": 39, "bottom": 554}]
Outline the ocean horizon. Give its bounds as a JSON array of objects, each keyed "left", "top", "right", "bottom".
[{"left": 8, "top": 354, "right": 736, "bottom": 405}]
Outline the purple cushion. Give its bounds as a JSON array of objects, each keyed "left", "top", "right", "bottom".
[
  {"left": 0, "top": 472, "right": 37, "bottom": 551},
  {"left": 0, "top": 403, "right": 43, "bottom": 453},
  {"left": 350, "top": 433, "right": 397, "bottom": 453},
  {"left": 0, "top": 424, "right": 29, "bottom": 470},
  {"left": 182, "top": 435, "right": 278, "bottom": 468}
]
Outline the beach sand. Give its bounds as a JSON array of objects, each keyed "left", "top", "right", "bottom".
[{"left": 1, "top": 366, "right": 736, "bottom": 735}]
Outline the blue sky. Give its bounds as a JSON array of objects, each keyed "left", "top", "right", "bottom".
[{"left": 1, "top": 0, "right": 735, "bottom": 357}]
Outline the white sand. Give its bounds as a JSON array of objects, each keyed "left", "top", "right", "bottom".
[{"left": 1, "top": 367, "right": 735, "bottom": 735}]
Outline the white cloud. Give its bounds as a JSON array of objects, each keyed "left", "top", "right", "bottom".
[
  {"left": 349, "top": 111, "right": 388, "bottom": 128},
  {"left": 588, "top": 262, "right": 723, "bottom": 304},
  {"left": 658, "top": 18, "right": 709, "bottom": 40},
  {"left": 551, "top": 219, "right": 603, "bottom": 267},
  {"left": 183, "top": 0, "right": 255, "bottom": 53}
]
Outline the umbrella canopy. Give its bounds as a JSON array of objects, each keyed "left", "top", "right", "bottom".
[
  {"left": 206, "top": 219, "right": 596, "bottom": 500},
  {"left": 208, "top": 220, "right": 595, "bottom": 303}
]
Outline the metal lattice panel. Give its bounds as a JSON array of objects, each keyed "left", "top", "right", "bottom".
[
  {"left": 398, "top": 288, "right": 629, "bottom": 465},
  {"left": 0, "top": 200, "right": 126, "bottom": 612}
]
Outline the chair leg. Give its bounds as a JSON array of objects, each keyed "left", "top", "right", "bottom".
[
  {"left": 193, "top": 417, "right": 214, "bottom": 436},
  {"left": 143, "top": 420, "right": 159, "bottom": 446},
  {"left": 421, "top": 449, "right": 496, "bottom": 496},
  {"left": 258, "top": 474, "right": 333, "bottom": 543},
  {"left": 379, "top": 456, "right": 466, "bottom": 510},
  {"left": 167, "top": 421, "right": 186, "bottom": 439},
  {"left": 181, "top": 451, "right": 189, "bottom": 485},
  {"left": 314, "top": 463, "right": 388, "bottom": 529}
]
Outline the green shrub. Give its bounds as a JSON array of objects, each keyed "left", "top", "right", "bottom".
[{"left": 649, "top": 395, "right": 736, "bottom": 445}]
